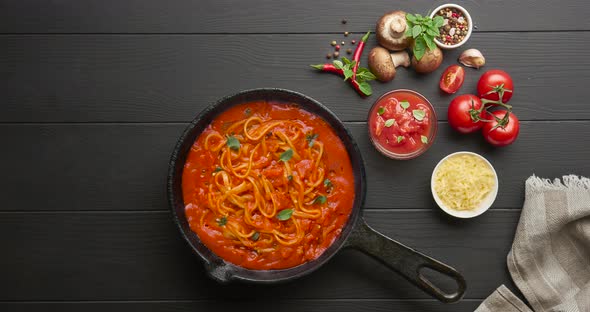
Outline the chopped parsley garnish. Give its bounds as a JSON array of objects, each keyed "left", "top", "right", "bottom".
[
  {"left": 217, "top": 216, "right": 227, "bottom": 226},
  {"left": 306, "top": 133, "right": 319, "bottom": 147}
]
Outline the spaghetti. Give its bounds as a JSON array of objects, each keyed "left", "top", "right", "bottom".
[{"left": 182, "top": 102, "right": 355, "bottom": 270}]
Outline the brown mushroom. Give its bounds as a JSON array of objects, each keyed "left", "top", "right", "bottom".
[
  {"left": 368, "top": 47, "right": 410, "bottom": 82},
  {"left": 411, "top": 46, "right": 443, "bottom": 74},
  {"left": 376, "top": 11, "right": 412, "bottom": 51}
]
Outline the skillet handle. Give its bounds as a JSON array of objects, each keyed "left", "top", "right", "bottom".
[{"left": 344, "top": 218, "right": 466, "bottom": 303}]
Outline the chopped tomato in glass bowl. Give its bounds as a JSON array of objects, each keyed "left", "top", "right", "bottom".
[{"left": 368, "top": 89, "right": 437, "bottom": 160}]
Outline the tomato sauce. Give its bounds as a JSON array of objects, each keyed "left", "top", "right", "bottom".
[
  {"left": 368, "top": 90, "right": 435, "bottom": 156},
  {"left": 182, "top": 102, "right": 355, "bottom": 270}
]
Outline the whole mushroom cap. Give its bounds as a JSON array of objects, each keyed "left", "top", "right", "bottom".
[
  {"left": 376, "top": 10, "right": 412, "bottom": 51},
  {"left": 368, "top": 46, "right": 396, "bottom": 82},
  {"left": 412, "top": 46, "right": 443, "bottom": 74}
]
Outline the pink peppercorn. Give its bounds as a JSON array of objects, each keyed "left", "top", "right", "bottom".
[{"left": 335, "top": 45, "right": 341, "bottom": 51}]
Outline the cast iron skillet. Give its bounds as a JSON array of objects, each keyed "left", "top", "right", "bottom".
[{"left": 168, "top": 88, "right": 466, "bottom": 303}]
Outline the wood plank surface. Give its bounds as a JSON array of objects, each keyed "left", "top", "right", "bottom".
[
  {"left": 1, "top": 33, "right": 589, "bottom": 123},
  {"left": 2, "top": 121, "right": 588, "bottom": 212},
  {"left": 2, "top": 0, "right": 588, "bottom": 310},
  {"left": 0, "top": 300, "right": 482, "bottom": 312},
  {"left": 0, "top": 210, "right": 517, "bottom": 301},
  {"left": 0, "top": 0, "right": 588, "bottom": 33}
]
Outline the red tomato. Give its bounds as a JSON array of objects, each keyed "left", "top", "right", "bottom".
[
  {"left": 380, "top": 97, "right": 398, "bottom": 119},
  {"left": 447, "top": 94, "right": 484, "bottom": 134},
  {"left": 374, "top": 115, "right": 385, "bottom": 136},
  {"left": 477, "top": 69, "right": 514, "bottom": 103},
  {"left": 439, "top": 65, "right": 465, "bottom": 94},
  {"left": 482, "top": 110, "right": 520, "bottom": 147}
]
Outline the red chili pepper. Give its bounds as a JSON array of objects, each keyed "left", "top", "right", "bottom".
[
  {"left": 348, "top": 79, "right": 366, "bottom": 97},
  {"left": 352, "top": 31, "right": 371, "bottom": 80},
  {"left": 310, "top": 64, "right": 341, "bottom": 74},
  {"left": 310, "top": 64, "right": 367, "bottom": 97}
]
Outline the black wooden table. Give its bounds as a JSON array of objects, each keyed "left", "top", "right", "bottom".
[{"left": 2, "top": 1, "right": 589, "bottom": 311}]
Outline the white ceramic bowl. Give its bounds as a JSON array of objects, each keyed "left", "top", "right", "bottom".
[
  {"left": 431, "top": 151, "right": 498, "bottom": 218},
  {"left": 429, "top": 3, "right": 473, "bottom": 50}
]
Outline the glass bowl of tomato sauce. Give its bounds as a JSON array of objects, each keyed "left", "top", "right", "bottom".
[{"left": 368, "top": 89, "right": 437, "bottom": 160}]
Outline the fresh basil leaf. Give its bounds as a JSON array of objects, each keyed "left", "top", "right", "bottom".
[
  {"left": 359, "top": 67, "right": 377, "bottom": 80},
  {"left": 341, "top": 57, "right": 351, "bottom": 65},
  {"left": 425, "top": 38, "right": 437, "bottom": 52},
  {"left": 406, "top": 13, "right": 417, "bottom": 23},
  {"left": 356, "top": 67, "right": 368, "bottom": 74},
  {"left": 384, "top": 119, "right": 396, "bottom": 127},
  {"left": 226, "top": 135, "right": 240, "bottom": 150},
  {"left": 343, "top": 68, "right": 354, "bottom": 81},
  {"left": 333, "top": 60, "right": 344, "bottom": 69},
  {"left": 279, "top": 149, "right": 293, "bottom": 162},
  {"left": 217, "top": 216, "right": 227, "bottom": 226},
  {"left": 404, "top": 27, "right": 413, "bottom": 37},
  {"left": 213, "top": 166, "right": 223, "bottom": 173},
  {"left": 313, "top": 195, "right": 327, "bottom": 204},
  {"left": 358, "top": 81, "right": 372, "bottom": 96},
  {"left": 357, "top": 71, "right": 376, "bottom": 82},
  {"left": 397, "top": 136, "right": 404, "bottom": 143},
  {"left": 414, "top": 49, "right": 426, "bottom": 61},
  {"left": 416, "top": 13, "right": 423, "bottom": 19},
  {"left": 412, "top": 109, "right": 426, "bottom": 121},
  {"left": 251, "top": 232, "right": 260, "bottom": 241},
  {"left": 428, "top": 23, "right": 440, "bottom": 33},
  {"left": 434, "top": 15, "right": 444, "bottom": 27},
  {"left": 412, "top": 25, "right": 422, "bottom": 38},
  {"left": 413, "top": 37, "right": 426, "bottom": 61},
  {"left": 421, "top": 135, "right": 428, "bottom": 144},
  {"left": 377, "top": 107, "right": 385, "bottom": 115},
  {"left": 324, "top": 178, "right": 333, "bottom": 188},
  {"left": 426, "top": 28, "right": 439, "bottom": 37},
  {"left": 277, "top": 209, "right": 293, "bottom": 221},
  {"left": 306, "top": 133, "right": 318, "bottom": 147},
  {"left": 400, "top": 101, "right": 410, "bottom": 110}
]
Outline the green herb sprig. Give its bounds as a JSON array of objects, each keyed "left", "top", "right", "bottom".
[
  {"left": 405, "top": 13, "right": 444, "bottom": 61},
  {"left": 333, "top": 57, "right": 376, "bottom": 96}
]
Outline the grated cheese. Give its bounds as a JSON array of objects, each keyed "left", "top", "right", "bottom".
[{"left": 433, "top": 154, "right": 495, "bottom": 211}]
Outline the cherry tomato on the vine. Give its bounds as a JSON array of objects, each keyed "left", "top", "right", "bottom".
[
  {"left": 481, "top": 110, "right": 520, "bottom": 147},
  {"left": 477, "top": 69, "right": 514, "bottom": 103},
  {"left": 447, "top": 94, "right": 485, "bottom": 134}
]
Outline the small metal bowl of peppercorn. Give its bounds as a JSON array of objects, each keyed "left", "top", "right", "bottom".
[{"left": 429, "top": 4, "right": 473, "bottom": 49}]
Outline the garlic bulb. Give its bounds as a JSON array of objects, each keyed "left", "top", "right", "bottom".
[{"left": 459, "top": 49, "right": 485, "bottom": 69}]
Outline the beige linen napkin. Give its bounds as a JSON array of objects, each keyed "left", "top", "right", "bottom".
[{"left": 476, "top": 175, "right": 590, "bottom": 312}]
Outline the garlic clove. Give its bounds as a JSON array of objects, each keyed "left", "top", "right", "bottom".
[{"left": 459, "top": 48, "right": 485, "bottom": 69}]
